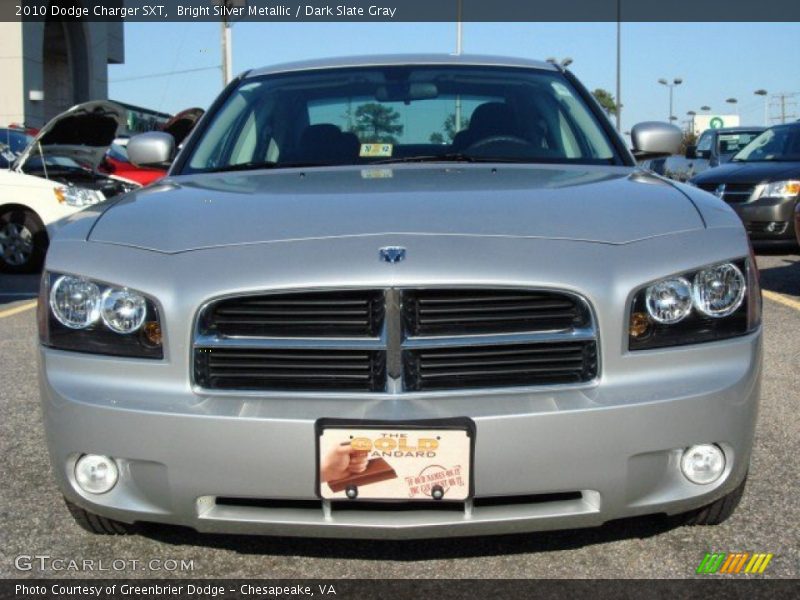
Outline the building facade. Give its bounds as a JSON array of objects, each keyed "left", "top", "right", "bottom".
[{"left": 0, "top": 16, "right": 124, "bottom": 128}]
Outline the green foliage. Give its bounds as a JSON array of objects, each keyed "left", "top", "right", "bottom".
[
  {"left": 592, "top": 89, "right": 617, "bottom": 117},
  {"left": 352, "top": 103, "right": 404, "bottom": 144}
]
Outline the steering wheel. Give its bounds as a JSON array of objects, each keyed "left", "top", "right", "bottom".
[{"left": 466, "top": 135, "right": 531, "bottom": 151}]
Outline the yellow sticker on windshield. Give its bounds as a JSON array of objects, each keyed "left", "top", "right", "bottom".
[{"left": 360, "top": 143, "right": 393, "bottom": 157}]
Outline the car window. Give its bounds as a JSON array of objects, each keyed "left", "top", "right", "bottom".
[
  {"left": 716, "top": 132, "right": 761, "bottom": 155},
  {"left": 734, "top": 126, "right": 800, "bottom": 162},
  {"left": 696, "top": 131, "right": 713, "bottom": 153},
  {"left": 184, "top": 65, "right": 619, "bottom": 173}
]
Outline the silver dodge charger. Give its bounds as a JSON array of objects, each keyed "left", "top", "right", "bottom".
[{"left": 38, "top": 55, "right": 762, "bottom": 538}]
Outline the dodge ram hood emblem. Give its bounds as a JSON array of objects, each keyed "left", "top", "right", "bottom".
[{"left": 379, "top": 246, "right": 406, "bottom": 263}]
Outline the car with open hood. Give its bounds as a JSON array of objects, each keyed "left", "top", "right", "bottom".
[
  {"left": 690, "top": 122, "right": 800, "bottom": 246},
  {"left": 0, "top": 101, "right": 139, "bottom": 273},
  {"left": 38, "top": 55, "right": 761, "bottom": 539}
]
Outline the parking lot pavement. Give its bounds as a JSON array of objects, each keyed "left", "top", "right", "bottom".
[{"left": 1, "top": 253, "right": 798, "bottom": 579}]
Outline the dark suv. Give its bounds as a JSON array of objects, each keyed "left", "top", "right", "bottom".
[{"left": 691, "top": 122, "right": 800, "bottom": 246}]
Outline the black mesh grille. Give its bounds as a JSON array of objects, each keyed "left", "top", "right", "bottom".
[
  {"left": 403, "top": 341, "right": 597, "bottom": 391},
  {"left": 194, "top": 347, "right": 386, "bottom": 392},
  {"left": 200, "top": 290, "right": 384, "bottom": 337},
  {"left": 402, "top": 289, "right": 588, "bottom": 336}
]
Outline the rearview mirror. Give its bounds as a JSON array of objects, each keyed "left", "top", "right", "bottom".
[
  {"left": 375, "top": 83, "right": 439, "bottom": 102},
  {"left": 685, "top": 145, "right": 697, "bottom": 159},
  {"left": 127, "top": 132, "right": 175, "bottom": 168},
  {"left": 631, "top": 122, "right": 682, "bottom": 159}
]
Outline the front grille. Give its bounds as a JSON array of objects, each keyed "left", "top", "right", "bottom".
[
  {"left": 695, "top": 183, "right": 755, "bottom": 203},
  {"left": 194, "top": 288, "right": 598, "bottom": 393},
  {"left": 194, "top": 347, "right": 386, "bottom": 391},
  {"left": 200, "top": 290, "right": 384, "bottom": 337},
  {"left": 402, "top": 289, "right": 588, "bottom": 336},
  {"left": 403, "top": 341, "right": 597, "bottom": 391}
]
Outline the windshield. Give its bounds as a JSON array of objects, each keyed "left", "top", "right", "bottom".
[
  {"left": 0, "top": 129, "right": 34, "bottom": 155},
  {"left": 183, "top": 65, "right": 619, "bottom": 173},
  {"left": 716, "top": 131, "right": 762, "bottom": 156},
  {"left": 733, "top": 126, "right": 800, "bottom": 162}
]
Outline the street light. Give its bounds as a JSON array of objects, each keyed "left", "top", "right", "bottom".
[
  {"left": 754, "top": 89, "right": 769, "bottom": 126},
  {"left": 546, "top": 57, "right": 573, "bottom": 68},
  {"left": 726, "top": 98, "right": 738, "bottom": 116},
  {"left": 701, "top": 106, "right": 711, "bottom": 112},
  {"left": 658, "top": 77, "right": 683, "bottom": 122}
]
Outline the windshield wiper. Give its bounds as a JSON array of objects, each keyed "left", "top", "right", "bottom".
[
  {"left": 204, "top": 160, "right": 331, "bottom": 173},
  {"left": 371, "top": 153, "right": 536, "bottom": 165}
]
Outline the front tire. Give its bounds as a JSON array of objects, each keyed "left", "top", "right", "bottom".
[
  {"left": 0, "top": 208, "right": 48, "bottom": 273},
  {"left": 64, "top": 498, "right": 136, "bottom": 535},
  {"left": 681, "top": 475, "right": 747, "bottom": 526}
]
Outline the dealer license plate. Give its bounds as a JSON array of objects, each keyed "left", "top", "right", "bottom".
[{"left": 317, "top": 423, "right": 473, "bottom": 501}]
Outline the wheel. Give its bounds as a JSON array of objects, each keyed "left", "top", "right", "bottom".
[
  {"left": 0, "top": 208, "right": 48, "bottom": 273},
  {"left": 64, "top": 497, "right": 136, "bottom": 535},
  {"left": 681, "top": 475, "right": 747, "bottom": 526}
]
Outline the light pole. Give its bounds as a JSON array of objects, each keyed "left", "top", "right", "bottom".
[
  {"left": 658, "top": 77, "right": 683, "bottom": 122},
  {"left": 700, "top": 106, "right": 711, "bottom": 112},
  {"left": 686, "top": 110, "right": 696, "bottom": 134},
  {"left": 455, "top": 0, "right": 463, "bottom": 55},
  {"left": 754, "top": 89, "right": 768, "bottom": 126},
  {"left": 726, "top": 97, "right": 738, "bottom": 117},
  {"left": 217, "top": 0, "right": 247, "bottom": 86},
  {"left": 615, "top": 0, "right": 622, "bottom": 130}
]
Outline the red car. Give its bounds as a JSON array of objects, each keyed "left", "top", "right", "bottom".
[{"left": 99, "top": 108, "right": 204, "bottom": 186}]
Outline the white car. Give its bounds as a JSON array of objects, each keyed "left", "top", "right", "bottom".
[{"left": 0, "top": 101, "right": 139, "bottom": 273}]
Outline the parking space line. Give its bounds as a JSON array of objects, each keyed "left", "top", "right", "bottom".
[
  {"left": 0, "top": 300, "right": 37, "bottom": 319},
  {"left": 763, "top": 289, "right": 800, "bottom": 312}
]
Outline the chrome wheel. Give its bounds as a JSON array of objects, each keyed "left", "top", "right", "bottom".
[{"left": 0, "top": 221, "right": 34, "bottom": 267}]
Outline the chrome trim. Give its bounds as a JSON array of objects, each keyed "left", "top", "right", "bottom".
[
  {"left": 402, "top": 327, "right": 596, "bottom": 349},
  {"left": 192, "top": 286, "right": 600, "bottom": 394},
  {"left": 194, "top": 334, "right": 385, "bottom": 350}
]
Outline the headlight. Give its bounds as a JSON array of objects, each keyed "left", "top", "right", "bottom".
[
  {"left": 756, "top": 180, "right": 800, "bottom": 199},
  {"left": 692, "top": 263, "right": 746, "bottom": 317},
  {"left": 629, "top": 258, "right": 760, "bottom": 350},
  {"left": 644, "top": 278, "right": 693, "bottom": 324},
  {"left": 54, "top": 185, "right": 105, "bottom": 207},
  {"left": 39, "top": 273, "right": 163, "bottom": 359}
]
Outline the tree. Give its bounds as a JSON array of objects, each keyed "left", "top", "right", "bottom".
[
  {"left": 592, "top": 89, "right": 617, "bottom": 117},
  {"left": 680, "top": 130, "right": 698, "bottom": 154},
  {"left": 352, "top": 103, "right": 404, "bottom": 144},
  {"left": 429, "top": 113, "right": 470, "bottom": 144}
]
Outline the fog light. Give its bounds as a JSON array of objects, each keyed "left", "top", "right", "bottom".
[
  {"left": 74, "top": 454, "right": 118, "bottom": 494},
  {"left": 681, "top": 444, "right": 725, "bottom": 485}
]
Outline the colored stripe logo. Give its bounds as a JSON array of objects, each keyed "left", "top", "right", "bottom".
[{"left": 696, "top": 552, "right": 773, "bottom": 574}]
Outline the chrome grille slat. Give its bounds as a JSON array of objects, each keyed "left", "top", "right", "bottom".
[{"left": 193, "top": 288, "right": 598, "bottom": 393}]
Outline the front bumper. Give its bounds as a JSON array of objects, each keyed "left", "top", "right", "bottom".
[
  {"left": 731, "top": 196, "right": 798, "bottom": 243},
  {"left": 40, "top": 331, "right": 761, "bottom": 539}
]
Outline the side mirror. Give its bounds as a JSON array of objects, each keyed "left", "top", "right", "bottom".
[
  {"left": 696, "top": 148, "right": 711, "bottom": 160},
  {"left": 127, "top": 132, "right": 175, "bottom": 168},
  {"left": 630, "top": 122, "right": 683, "bottom": 159},
  {"left": 685, "top": 145, "right": 697, "bottom": 159}
]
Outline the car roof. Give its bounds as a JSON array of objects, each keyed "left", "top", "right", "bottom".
[
  {"left": 713, "top": 127, "right": 765, "bottom": 133},
  {"left": 245, "top": 54, "right": 558, "bottom": 78}
]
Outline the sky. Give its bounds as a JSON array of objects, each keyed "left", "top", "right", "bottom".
[{"left": 108, "top": 21, "right": 800, "bottom": 134}]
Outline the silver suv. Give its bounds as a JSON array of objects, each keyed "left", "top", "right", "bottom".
[{"left": 39, "top": 55, "right": 761, "bottom": 539}]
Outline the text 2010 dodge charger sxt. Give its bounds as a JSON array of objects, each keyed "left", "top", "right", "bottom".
[{"left": 38, "top": 55, "right": 761, "bottom": 538}]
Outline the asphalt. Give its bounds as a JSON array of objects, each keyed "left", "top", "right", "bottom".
[{"left": 0, "top": 251, "right": 798, "bottom": 579}]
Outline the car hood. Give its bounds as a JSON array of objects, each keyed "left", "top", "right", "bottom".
[
  {"left": 15, "top": 100, "right": 126, "bottom": 172},
  {"left": 691, "top": 160, "right": 800, "bottom": 184},
  {"left": 88, "top": 164, "right": 705, "bottom": 253}
]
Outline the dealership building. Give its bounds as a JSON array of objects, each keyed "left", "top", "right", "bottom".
[{"left": 0, "top": 18, "right": 124, "bottom": 128}]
